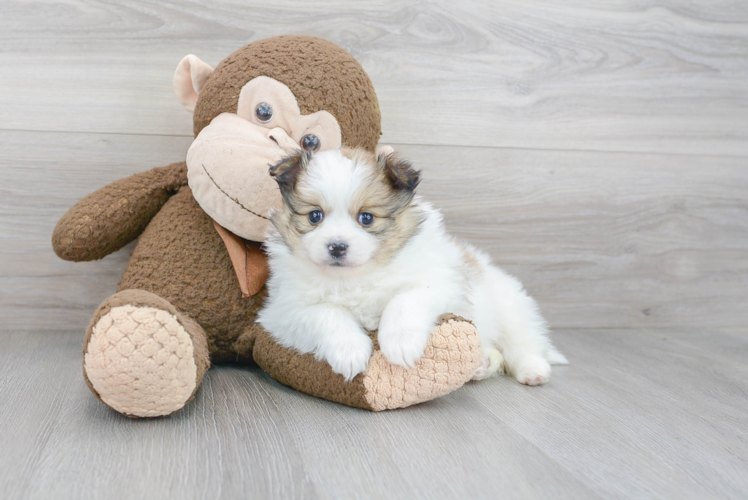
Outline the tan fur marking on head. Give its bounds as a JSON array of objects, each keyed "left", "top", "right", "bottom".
[
  {"left": 343, "top": 147, "right": 424, "bottom": 264},
  {"left": 269, "top": 151, "right": 317, "bottom": 250},
  {"left": 271, "top": 202, "right": 302, "bottom": 250},
  {"left": 270, "top": 147, "right": 424, "bottom": 263},
  {"left": 373, "top": 203, "right": 424, "bottom": 265}
]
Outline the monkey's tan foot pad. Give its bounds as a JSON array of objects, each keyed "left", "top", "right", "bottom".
[
  {"left": 83, "top": 290, "right": 210, "bottom": 418},
  {"left": 253, "top": 314, "right": 482, "bottom": 411}
]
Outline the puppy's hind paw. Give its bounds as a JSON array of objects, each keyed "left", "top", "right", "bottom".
[
  {"left": 514, "top": 357, "right": 551, "bottom": 386},
  {"left": 472, "top": 348, "right": 504, "bottom": 381}
]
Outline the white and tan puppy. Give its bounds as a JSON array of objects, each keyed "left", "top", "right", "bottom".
[{"left": 258, "top": 148, "right": 567, "bottom": 384}]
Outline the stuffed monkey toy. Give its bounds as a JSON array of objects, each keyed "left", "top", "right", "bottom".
[{"left": 52, "top": 36, "right": 481, "bottom": 417}]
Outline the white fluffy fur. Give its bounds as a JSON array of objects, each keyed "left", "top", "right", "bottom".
[{"left": 258, "top": 149, "right": 568, "bottom": 383}]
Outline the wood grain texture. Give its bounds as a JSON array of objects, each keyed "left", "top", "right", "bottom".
[
  {"left": 0, "top": 130, "right": 193, "bottom": 332},
  {"left": 2, "top": 130, "right": 745, "bottom": 330},
  {"left": 411, "top": 144, "right": 748, "bottom": 329},
  {"left": 1, "top": 0, "right": 747, "bottom": 499},
  {"left": 1, "top": 0, "right": 746, "bottom": 155},
  {"left": 1, "top": 328, "right": 746, "bottom": 500}
]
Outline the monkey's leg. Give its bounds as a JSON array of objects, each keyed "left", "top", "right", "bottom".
[
  {"left": 251, "top": 315, "right": 482, "bottom": 411},
  {"left": 83, "top": 289, "right": 210, "bottom": 418}
]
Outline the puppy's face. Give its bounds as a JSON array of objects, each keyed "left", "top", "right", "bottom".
[{"left": 269, "top": 147, "right": 422, "bottom": 272}]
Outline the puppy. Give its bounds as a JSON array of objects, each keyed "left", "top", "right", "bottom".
[{"left": 258, "top": 147, "right": 567, "bottom": 384}]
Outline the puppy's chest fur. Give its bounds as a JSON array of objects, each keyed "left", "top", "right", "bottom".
[{"left": 314, "top": 278, "right": 399, "bottom": 331}]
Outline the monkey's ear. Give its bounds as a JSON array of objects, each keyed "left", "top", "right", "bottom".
[
  {"left": 269, "top": 150, "right": 311, "bottom": 191},
  {"left": 173, "top": 55, "right": 215, "bottom": 113},
  {"left": 377, "top": 152, "right": 420, "bottom": 192}
]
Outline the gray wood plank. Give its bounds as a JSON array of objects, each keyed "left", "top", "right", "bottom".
[
  {"left": 16, "top": 368, "right": 318, "bottom": 500},
  {"left": 0, "top": 130, "right": 193, "bottom": 332},
  {"left": 1, "top": 328, "right": 746, "bottom": 499},
  {"left": 2, "top": 130, "right": 745, "bottom": 331},
  {"left": 0, "top": 332, "right": 82, "bottom": 499},
  {"left": 1, "top": 1, "right": 747, "bottom": 498},
  {"left": 409, "top": 144, "right": 748, "bottom": 330},
  {"left": 1, "top": 0, "right": 746, "bottom": 155},
  {"left": 466, "top": 328, "right": 748, "bottom": 499},
  {"left": 254, "top": 371, "right": 600, "bottom": 500}
]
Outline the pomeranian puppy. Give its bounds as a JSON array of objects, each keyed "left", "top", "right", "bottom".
[{"left": 258, "top": 147, "right": 567, "bottom": 384}]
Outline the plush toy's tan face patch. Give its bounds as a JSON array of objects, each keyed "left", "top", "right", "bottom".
[
  {"left": 237, "top": 76, "right": 342, "bottom": 153},
  {"left": 185, "top": 76, "right": 342, "bottom": 242}
]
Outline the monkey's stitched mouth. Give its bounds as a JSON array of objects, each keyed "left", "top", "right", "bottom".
[{"left": 201, "top": 164, "right": 269, "bottom": 220}]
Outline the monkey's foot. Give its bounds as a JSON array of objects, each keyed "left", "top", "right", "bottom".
[{"left": 83, "top": 290, "right": 209, "bottom": 418}]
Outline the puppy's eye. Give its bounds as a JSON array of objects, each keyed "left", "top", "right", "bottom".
[
  {"left": 301, "top": 134, "right": 320, "bottom": 152},
  {"left": 358, "top": 212, "right": 374, "bottom": 227},
  {"left": 255, "top": 102, "right": 273, "bottom": 123},
  {"left": 308, "top": 210, "right": 324, "bottom": 225}
]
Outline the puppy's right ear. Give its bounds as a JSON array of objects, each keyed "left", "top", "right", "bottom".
[
  {"left": 173, "top": 55, "right": 214, "bottom": 113},
  {"left": 377, "top": 152, "right": 420, "bottom": 192},
  {"left": 269, "top": 150, "right": 311, "bottom": 191}
]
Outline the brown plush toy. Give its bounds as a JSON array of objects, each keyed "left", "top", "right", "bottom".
[{"left": 52, "top": 36, "right": 481, "bottom": 418}]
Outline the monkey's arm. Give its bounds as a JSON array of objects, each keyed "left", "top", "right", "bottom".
[{"left": 52, "top": 162, "right": 188, "bottom": 261}]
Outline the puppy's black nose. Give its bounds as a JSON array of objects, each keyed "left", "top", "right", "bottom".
[{"left": 328, "top": 242, "right": 347, "bottom": 258}]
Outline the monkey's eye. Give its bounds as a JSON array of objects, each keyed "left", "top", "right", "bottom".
[
  {"left": 358, "top": 212, "right": 374, "bottom": 227},
  {"left": 255, "top": 102, "right": 273, "bottom": 123},
  {"left": 308, "top": 210, "right": 324, "bottom": 225},
  {"left": 301, "top": 134, "right": 321, "bottom": 152}
]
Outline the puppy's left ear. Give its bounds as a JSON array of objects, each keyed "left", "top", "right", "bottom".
[
  {"left": 377, "top": 152, "right": 420, "bottom": 192},
  {"left": 269, "top": 150, "right": 311, "bottom": 191}
]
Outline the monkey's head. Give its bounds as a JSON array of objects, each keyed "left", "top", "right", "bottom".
[{"left": 174, "top": 36, "right": 382, "bottom": 242}]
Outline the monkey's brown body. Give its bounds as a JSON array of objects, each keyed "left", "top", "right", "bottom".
[{"left": 53, "top": 36, "right": 481, "bottom": 417}]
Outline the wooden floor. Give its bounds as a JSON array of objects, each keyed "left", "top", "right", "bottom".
[
  {"left": 2, "top": 327, "right": 747, "bottom": 499},
  {"left": 1, "top": 1, "right": 747, "bottom": 499}
]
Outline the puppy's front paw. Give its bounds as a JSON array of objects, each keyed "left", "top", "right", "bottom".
[
  {"left": 318, "top": 332, "right": 373, "bottom": 382},
  {"left": 514, "top": 357, "right": 551, "bottom": 386},
  {"left": 378, "top": 317, "right": 432, "bottom": 369}
]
